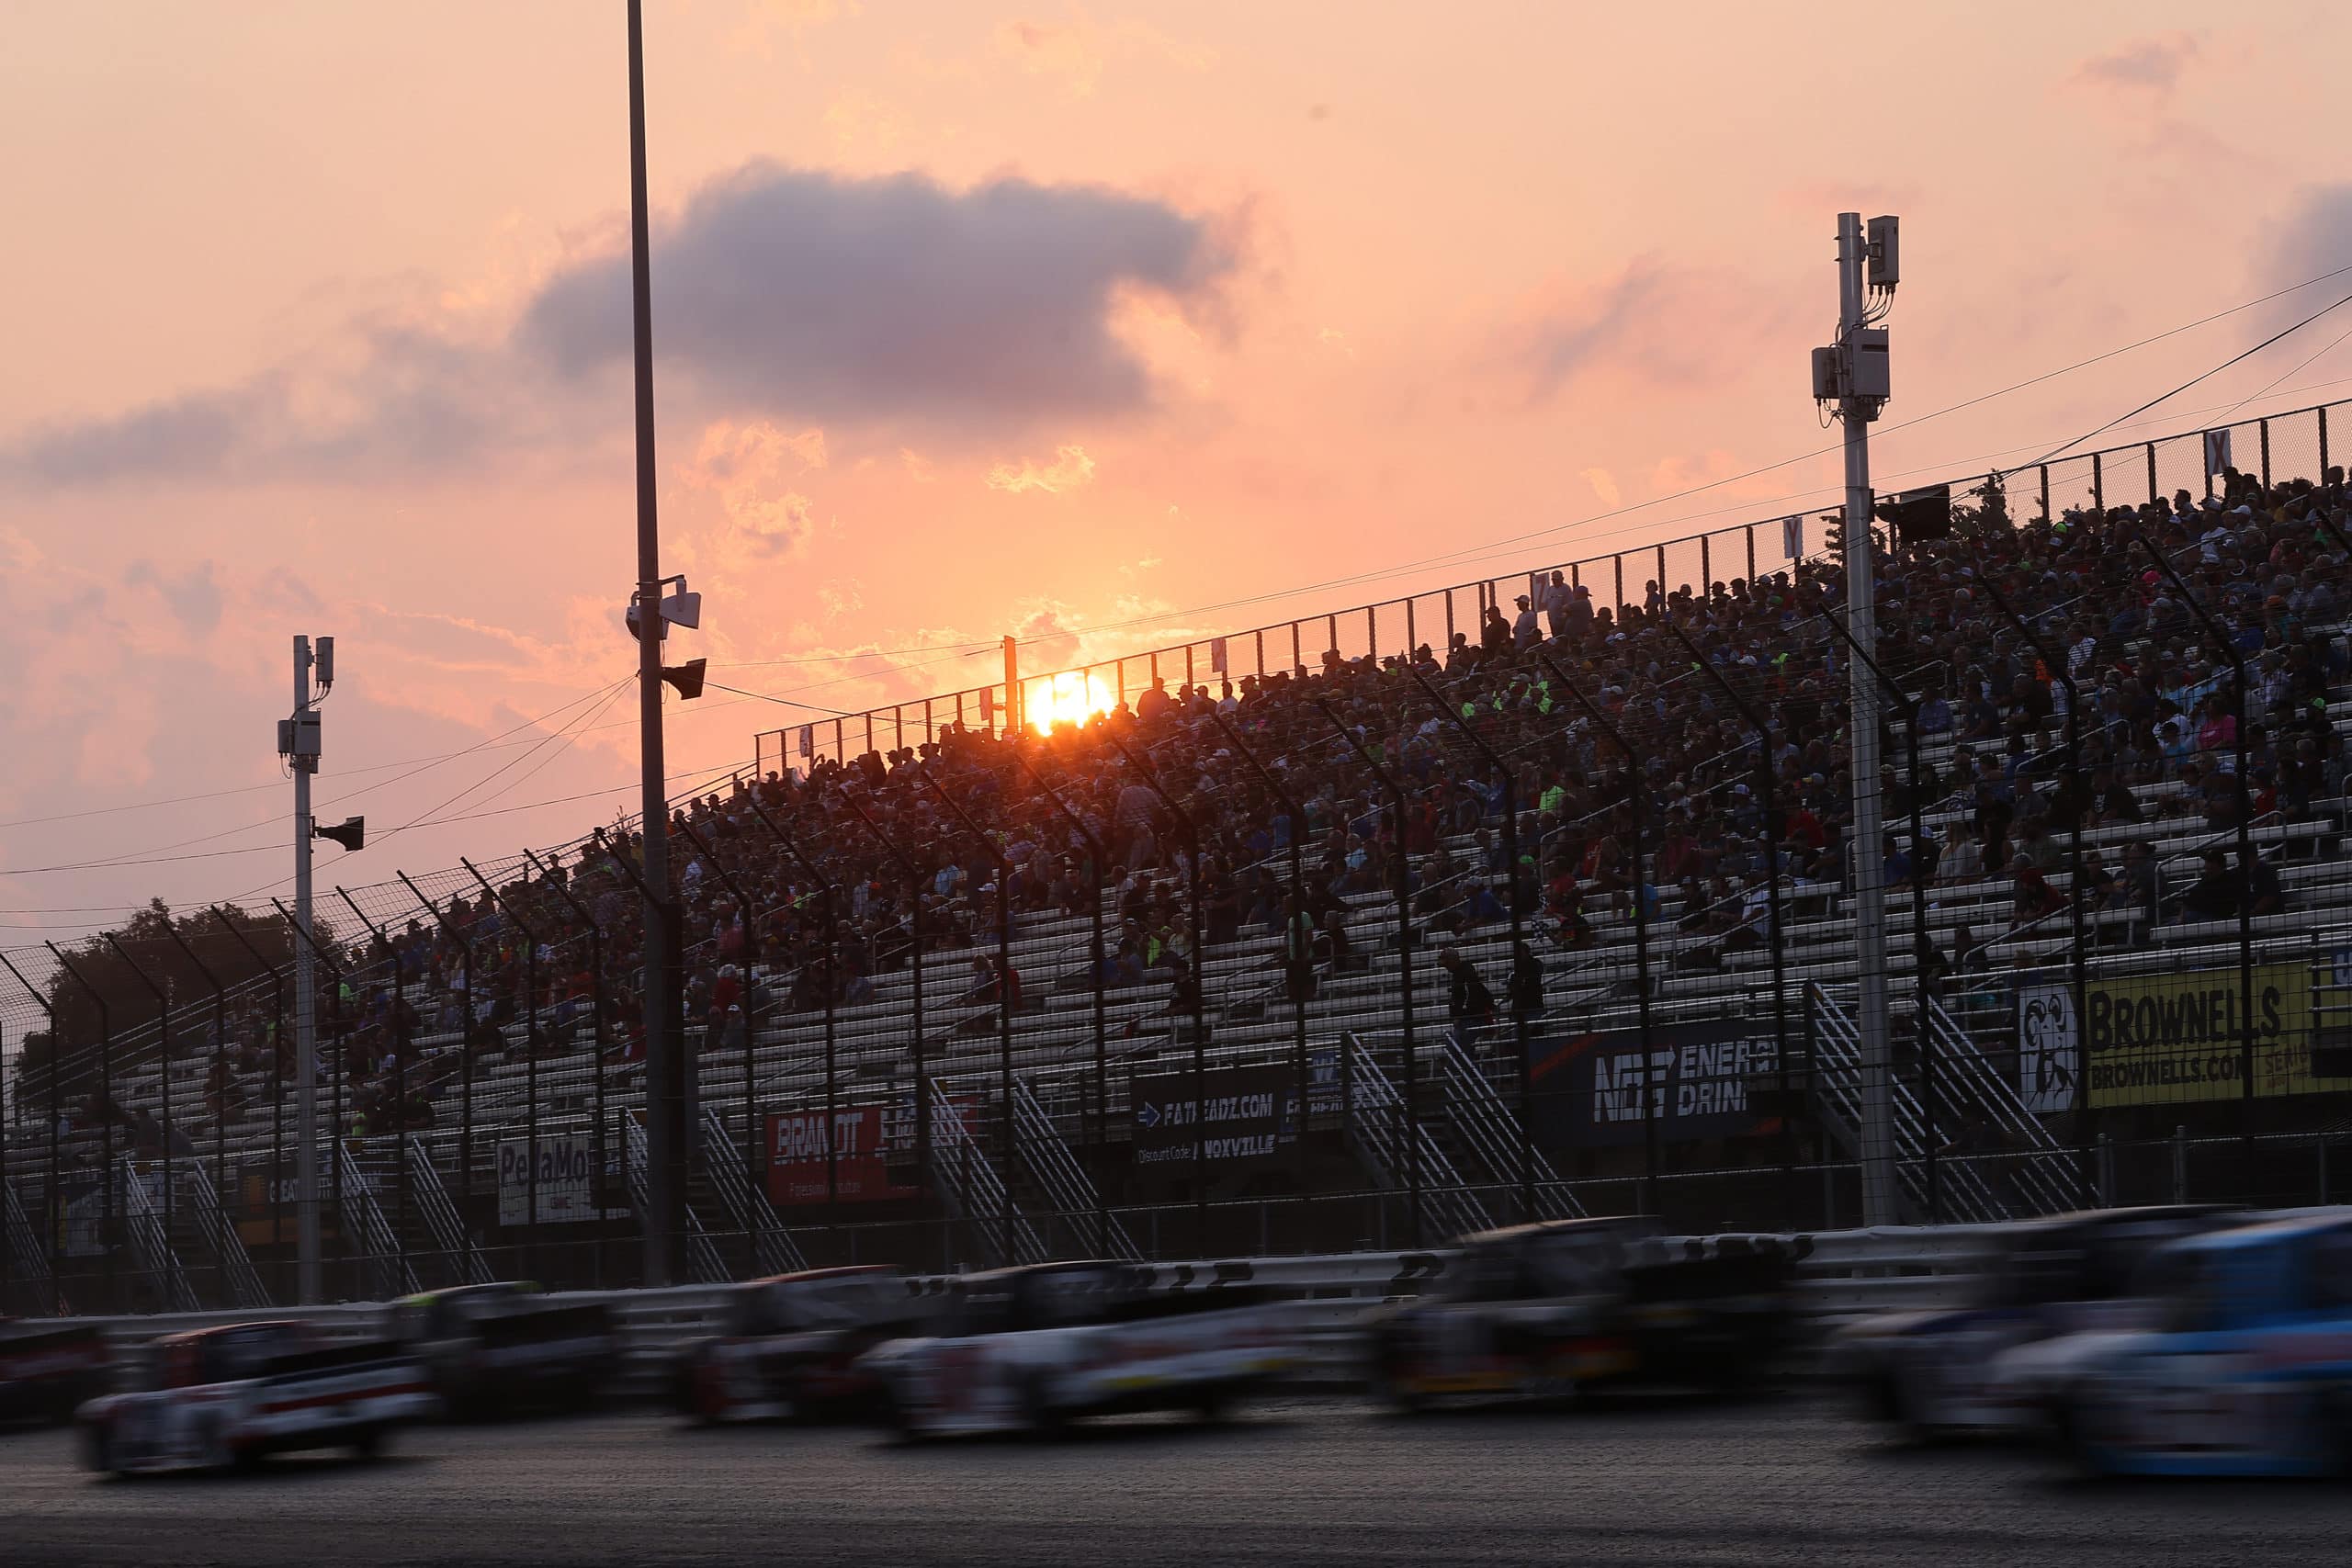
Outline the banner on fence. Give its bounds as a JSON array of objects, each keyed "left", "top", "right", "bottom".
[
  {"left": 497, "top": 1134, "right": 597, "bottom": 1225},
  {"left": 1131, "top": 1064, "right": 1298, "bottom": 1175},
  {"left": 766, "top": 1108, "right": 908, "bottom": 1205},
  {"left": 238, "top": 1163, "right": 344, "bottom": 1247},
  {"left": 2017, "top": 963, "right": 2337, "bottom": 1109},
  {"left": 1526, "top": 1024, "right": 1780, "bottom": 1147}
]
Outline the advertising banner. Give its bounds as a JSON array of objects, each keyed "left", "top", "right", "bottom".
[
  {"left": 766, "top": 1107, "right": 906, "bottom": 1206},
  {"left": 497, "top": 1134, "right": 597, "bottom": 1225},
  {"left": 1526, "top": 1023, "right": 1780, "bottom": 1147},
  {"left": 237, "top": 1163, "right": 343, "bottom": 1247},
  {"left": 1131, "top": 1064, "right": 1298, "bottom": 1175},
  {"left": 2015, "top": 962, "right": 2340, "bottom": 1110}
]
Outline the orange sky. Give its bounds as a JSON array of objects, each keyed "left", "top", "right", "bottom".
[{"left": 4, "top": 1, "right": 2350, "bottom": 940}]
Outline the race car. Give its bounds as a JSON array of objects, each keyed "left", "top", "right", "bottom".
[
  {"left": 385, "top": 1282, "right": 619, "bottom": 1419},
  {"left": 0, "top": 1318, "right": 113, "bottom": 1427},
  {"left": 1363, "top": 1217, "right": 1797, "bottom": 1411},
  {"left": 77, "top": 1320, "right": 432, "bottom": 1477},
  {"left": 673, "top": 1266, "right": 933, "bottom": 1425},
  {"left": 856, "top": 1260, "right": 1299, "bottom": 1438},
  {"left": 1838, "top": 1204, "right": 2237, "bottom": 1440},
  {"left": 2053, "top": 1212, "right": 2352, "bottom": 1477}
]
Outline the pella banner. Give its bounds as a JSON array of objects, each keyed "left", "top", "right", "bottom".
[
  {"left": 497, "top": 1134, "right": 598, "bottom": 1225},
  {"left": 1526, "top": 1023, "right": 1781, "bottom": 1147}
]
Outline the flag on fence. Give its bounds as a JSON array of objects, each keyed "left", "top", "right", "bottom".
[
  {"left": 796, "top": 725, "right": 813, "bottom": 759},
  {"left": 1781, "top": 514, "right": 1804, "bottom": 559},
  {"left": 2205, "top": 428, "right": 2233, "bottom": 479},
  {"left": 1209, "top": 637, "right": 1227, "bottom": 674}
]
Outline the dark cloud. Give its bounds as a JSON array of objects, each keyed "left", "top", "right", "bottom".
[
  {"left": 2073, "top": 32, "right": 2202, "bottom": 96},
  {"left": 6, "top": 164, "right": 1236, "bottom": 489},
  {"left": 519, "top": 162, "right": 1235, "bottom": 427},
  {"left": 121, "top": 558, "right": 222, "bottom": 637}
]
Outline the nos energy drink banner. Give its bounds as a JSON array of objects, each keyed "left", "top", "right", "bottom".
[{"left": 1527, "top": 1023, "right": 1780, "bottom": 1147}]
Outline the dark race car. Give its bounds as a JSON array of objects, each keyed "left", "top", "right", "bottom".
[
  {"left": 673, "top": 1267, "right": 933, "bottom": 1425},
  {"left": 386, "top": 1282, "right": 619, "bottom": 1420},
  {"left": 1837, "top": 1204, "right": 2240, "bottom": 1440},
  {"left": 1364, "top": 1217, "right": 1798, "bottom": 1410},
  {"left": 0, "top": 1318, "right": 113, "bottom": 1427}
]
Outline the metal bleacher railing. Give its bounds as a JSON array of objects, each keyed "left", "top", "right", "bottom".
[{"left": 10, "top": 393, "right": 2352, "bottom": 1315}]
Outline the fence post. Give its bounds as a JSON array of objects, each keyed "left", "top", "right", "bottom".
[
  {"left": 212, "top": 910, "right": 288, "bottom": 1269},
  {"left": 461, "top": 858, "right": 544, "bottom": 1284},
  {"left": 334, "top": 889, "right": 413, "bottom": 1291},
  {"left": 1314, "top": 700, "right": 1421, "bottom": 1247},
  {"left": 157, "top": 927, "right": 232, "bottom": 1305},
  {"left": 103, "top": 936, "right": 175, "bottom": 1265},
  {"left": 0, "top": 953, "right": 63, "bottom": 1304},
  {"left": 2260, "top": 419, "right": 2271, "bottom": 491},
  {"left": 524, "top": 852, "right": 611, "bottom": 1288},
  {"left": 398, "top": 873, "right": 477, "bottom": 1235},
  {"left": 2145, "top": 442, "right": 2158, "bottom": 505},
  {"left": 1539, "top": 654, "right": 1659, "bottom": 1217},
  {"left": 2091, "top": 452, "right": 2104, "bottom": 513},
  {"left": 1666, "top": 628, "right": 1798, "bottom": 1226},
  {"left": 45, "top": 947, "right": 119, "bottom": 1307},
  {"left": 839, "top": 795, "right": 928, "bottom": 1213}
]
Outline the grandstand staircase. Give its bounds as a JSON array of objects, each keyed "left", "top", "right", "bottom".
[
  {"left": 335, "top": 1141, "right": 423, "bottom": 1299},
  {"left": 118, "top": 1157, "right": 200, "bottom": 1313},
  {"left": 1340, "top": 1034, "right": 1494, "bottom": 1242},
  {"left": 150, "top": 1156, "right": 269, "bottom": 1309},
  {"left": 1804, "top": 986, "right": 2075, "bottom": 1224},
  {"left": 405, "top": 1135, "right": 494, "bottom": 1286},
  {"left": 925, "top": 1081, "right": 1046, "bottom": 1269},
  {"left": 695, "top": 1108, "right": 808, "bottom": 1278},
  {"left": 1435, "top": 1034, "right": 1584, "bottom": 1222},
  {"left": 622, "top": 1116, "right": 729, "bottom": 1284},
  {"left": 1012, "top": 1077, "right": 1141, "bottom": 1260},
  {"left": 3, "top": 1175, "right": 54, "bottom": 1314}
]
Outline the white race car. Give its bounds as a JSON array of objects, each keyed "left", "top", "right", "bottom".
[
  {"left": 857, "top": 1260, "right": 1300, "bottom": 1438},
  {"left": 79, "top": 1320, "right": 435, "bottom": 1477}
]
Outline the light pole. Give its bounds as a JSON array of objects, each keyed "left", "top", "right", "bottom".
[{"left": 1814, "top": 211, "right": 1901, "bottom": 1226}]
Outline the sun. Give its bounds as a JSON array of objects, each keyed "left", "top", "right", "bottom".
[{"left": 1023, "top": 668, "right": 1115, "bottom": 731}]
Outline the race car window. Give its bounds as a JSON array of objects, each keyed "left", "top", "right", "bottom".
[
  {"left": 1022, "top": 1268, "right": 1130, "bottom": 1329},
  {"left": 2306, "top": 1232, "right": 2352, "bottom": 1311},
  {"left": 1522, "top": 1236, "right": 1618, "bottom": 1299},
  {"left": 2156, "top": 1255, "right": 2225, "bottom": 1336},
  {"left": 786, "top": 1274, "right": 909, "bottom": 1329}
]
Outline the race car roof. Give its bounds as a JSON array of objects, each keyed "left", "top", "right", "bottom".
[
  {"left": 1458, "top": 1216, "right": 1658, "bottom": 1247},
  {"left": 2171, "top": 1210, "right": 2352, "bottom": 1255},
  {"left": 745, "top": 1265, "right": 901, "bottom": 1289},
  {"left": 155, "top": 1319, "right": 312, "bottom": 1346}
]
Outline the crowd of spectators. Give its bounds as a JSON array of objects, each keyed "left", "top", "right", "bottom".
[{"left": 30, "top": 462, "right": 2352, "bottom": 1154}]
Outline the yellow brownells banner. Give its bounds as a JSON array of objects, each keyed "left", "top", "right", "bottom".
[{"left": 2070, "top": 961, "right": 2347, "bottom": 1108}]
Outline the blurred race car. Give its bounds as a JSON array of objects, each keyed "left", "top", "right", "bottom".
[
  {"left": 672, "top": 1266, "right": 933, "bottom": 1424},
  {"left": 857, "top": 1260, "right": 1298, "bottom": 1438},
  {"left": 77, "top": 1320, "right": 432, "bottom": 1477},
  {"left": 0, "top": 1318, "right": 112, "bottom": 1427},
  {"left": 1838, "top": 1205, "right": 2236, "bottom": 1440},
  {"left": 2054, "top": 1212, "right": 2352, "bottom": 1477},
  {"left": 386, "top": 1282, "right": 619, "bottom": 1419},
  {"left": 1363, "top": 1217, "right": 1797, "bottom": 1410}
]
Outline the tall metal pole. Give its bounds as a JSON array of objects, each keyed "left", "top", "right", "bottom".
[
  {"left": 1836, "top": 211, "right": 1898, "bottom": 1227},
  {"left": 290, "top": 636, "right": 322, "bottom": 1303},
  {"left": 626, "top": 0, "right": 681, "bottom": 1289},
  {"left": 1807, "top": 601, "right": 1942, "bottom": 1222}
]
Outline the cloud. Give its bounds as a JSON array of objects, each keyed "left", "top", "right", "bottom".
[
  {"left": 984, "top": 444, "right": 1096, "bottom": 494},
  {"left": 2073, "top": 31, "right": 2202, "bottom": 97},
  {"left": 7, "top": 163, "right": 1238, "bottom": 489},
  {"left": 121, "top": 558, "right": 223, "bottom": 637},
  {"left": 1505, "top": 257, "right": 1776, "bottom": 402},
  {"left": 1579, "top": 468, "right": 1622, "bottom": 507},
  {"left": 520, "top": 161, "right": 1238, "bottom": 431},
  {"left": 687, "top": 420, "right": 828, "bottom": 558}
]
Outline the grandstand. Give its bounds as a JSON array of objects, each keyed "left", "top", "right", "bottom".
[{"left": 9, "top": 398, "right": 2352, "bottom": 1314}]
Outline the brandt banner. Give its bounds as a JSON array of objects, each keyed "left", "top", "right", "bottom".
[
  {"left": 766, "top": 1108, "right": 909, "bottom": 1206},
  {"left": 1527, "top": 1024, "right": 1780, "bottom": 1147},
  {"left": 1132, "top": 1065, "right": 1298, "bottom": 1175}
]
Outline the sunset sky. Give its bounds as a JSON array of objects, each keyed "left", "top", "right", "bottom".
[{"left": 4, "top": 1, "right": 2350, "bottom": 953}]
